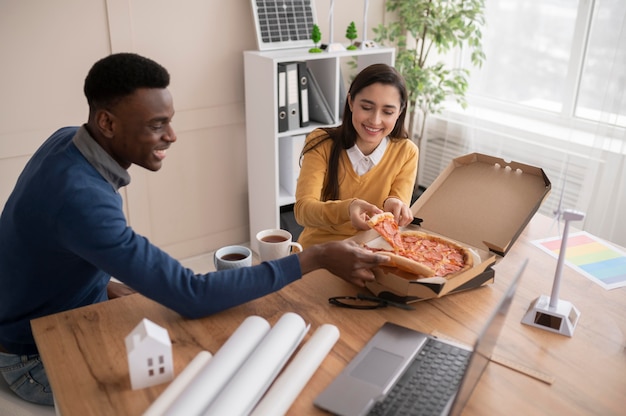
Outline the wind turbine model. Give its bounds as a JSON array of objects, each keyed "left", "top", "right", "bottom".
[
  {"left": 359, "top": 0, "right": 377, "bottom": 49},
  {"left": 549, "top": 156, "right": 570, "bottom": 235},
  {"left": 325, "top": 0, "right": 346, "bottom": 52},
  {"left": 522, "top": 208, "right": 584, "bottom": 337}
]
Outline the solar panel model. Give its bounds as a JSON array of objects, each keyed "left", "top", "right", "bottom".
[{"left": 251, "top": 0, "right": 317, "bottom": 50}]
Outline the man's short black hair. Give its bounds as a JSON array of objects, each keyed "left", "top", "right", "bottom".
[{"left": 84, "top": 53, "right": 170, "bottom": 109}]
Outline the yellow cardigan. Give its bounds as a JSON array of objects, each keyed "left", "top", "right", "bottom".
[{"left": 294, "top": 129, "right": 418, "bottom": 248}]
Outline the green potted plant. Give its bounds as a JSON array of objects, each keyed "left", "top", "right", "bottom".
[
  {"left": 309, "top": 24, "right": 323, "bottom": 53},
  {"left": 346, "top": 22, "right": 358, "bottom": 50},
  {"left": 373, "top": 0, "right": 486, "bottom": 180}
]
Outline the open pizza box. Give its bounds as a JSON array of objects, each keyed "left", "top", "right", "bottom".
[{"left": 353, "top": 152, "right": 551, "bottom": 303}]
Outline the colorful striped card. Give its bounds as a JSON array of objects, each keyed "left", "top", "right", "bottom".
[{"left": 533, "top": 231, "right": 626, "bottom": 290}]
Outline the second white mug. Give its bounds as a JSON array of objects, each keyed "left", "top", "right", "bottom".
[
  {"left": 214, "top": 245, "right": 252, "bottom": 271},
  {"left": 256, "top": 229, "right": 303, "bottom": 262}
]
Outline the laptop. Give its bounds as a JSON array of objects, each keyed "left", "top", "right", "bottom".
[{"left": 314, "top": 259, "right": 528, "bottom": 416}]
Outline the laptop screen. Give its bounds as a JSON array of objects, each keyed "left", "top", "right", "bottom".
[
  {"left": 314, "top": 259, "right": 528, "bottom": 416},
  {"left": 447, "top": 258, "right": 528, "bottom": 415}
]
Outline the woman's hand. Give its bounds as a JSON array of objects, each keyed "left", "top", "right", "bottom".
[
  {"left": 349, "top": 199, "right": 383, "bottom": 230},
  {"left": 384, "top": 197, "right": 413, "bottom": 227}
]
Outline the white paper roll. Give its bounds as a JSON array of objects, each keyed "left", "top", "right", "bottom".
[
  {"left": 143, "top": 350, "right": 212, "bottom": 416},
  {"left": 250, "top": 324, "right": 340, "bottom": 416},
  {"left": 203, "top": 312, "right": 309, "bottom": 416},
  {"left": 163, "top": 315, "right": 270, "bottom": 416}
]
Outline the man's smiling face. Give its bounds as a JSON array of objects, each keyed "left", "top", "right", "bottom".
[{"left": 104, "top": 88, "right": 176, "bottom": 171}]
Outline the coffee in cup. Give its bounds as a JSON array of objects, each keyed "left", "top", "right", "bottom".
[
  {"left": 214, "top": 245, "right": 252, "bottom": 271},
  {"left": 256, "top": 229, "right": 303, "bottom": 262},
  {"left": 260, "top": 234, "right": 289, "bottom": 243}
]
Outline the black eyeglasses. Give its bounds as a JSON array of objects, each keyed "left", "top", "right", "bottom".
[{"left": 328, "top": 293, "right": 415, "bottom": 310}]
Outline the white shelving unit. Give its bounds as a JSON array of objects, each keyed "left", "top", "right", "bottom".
[{"left": 244, "top": 47, "right": 395, "bottom": 253}]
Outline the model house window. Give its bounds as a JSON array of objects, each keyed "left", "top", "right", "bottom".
[
  {"left": 159, "top": 355, "right": 165, "bottom": 374},
  {"left": 146, "top": 355, "right": 166, "bottom": 377}
]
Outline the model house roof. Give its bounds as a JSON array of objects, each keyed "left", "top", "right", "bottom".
[{"left": 125, "top": 318, "right": 171, "bottom": 352}]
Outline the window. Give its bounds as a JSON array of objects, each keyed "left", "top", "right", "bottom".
[
  {"left": 576, "top": 0, "right": 626, "bottom": 125},
  {"left": 146, "top": 355, "right": 166, "bottom": 377},
  {"left": 425, "top": 0, "right": 626, "bottom": 247},
  {"left": 465, "top": 0, "right": 626, "bottom": 129}
]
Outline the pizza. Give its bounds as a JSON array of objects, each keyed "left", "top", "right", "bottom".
[
  {"left": 365, "top": 212, "right": 473, "bottom": 279},
  {"left": 366, "top": 212, "right": 406, "bottom": 252}
]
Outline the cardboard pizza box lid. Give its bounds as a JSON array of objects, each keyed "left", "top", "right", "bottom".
[{"left": 411, "top": 153, "right": 551, "bottom": 257}]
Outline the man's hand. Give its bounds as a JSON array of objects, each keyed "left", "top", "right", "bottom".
[
  {"left": 349, "top": 199, "right": 383, "bottom": 231},
  {"left": 298, "top": 240, "right": 390, "bottom": 287},
  {"left": 107, "top": 280, "right": 136, "bottom": 299}
]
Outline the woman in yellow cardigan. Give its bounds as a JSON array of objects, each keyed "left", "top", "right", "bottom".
[{"left": 294, "top": 63, "right": 418, "bottom": 248}]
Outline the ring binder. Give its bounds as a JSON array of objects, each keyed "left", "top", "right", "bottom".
[
  {"left": 297, "top": 62, "right": 310, "bottom": 127},
  {"left": 277, "top": 64, "right": 288, "bottom": 133},
  {"left": 285, "top": 62, "right": 300, "bottom": 131}
]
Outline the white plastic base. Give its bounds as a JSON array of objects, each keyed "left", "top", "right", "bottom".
[
  {"left": 358, "top": 40, "right": 378, "bottom": 49},
  {"left": 325, "top": 43, "right": 346, "bottom": 52},
  {"left": 522, "top": 295, "right": 580, "bottom": 337}
]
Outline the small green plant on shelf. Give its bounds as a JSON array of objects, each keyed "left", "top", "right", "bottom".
[
  {"left": 345, "top": 22, "right": 358, "bottom": 50},
  {"left": 309, "top": 24, "right": 323, "bottom": 53}
]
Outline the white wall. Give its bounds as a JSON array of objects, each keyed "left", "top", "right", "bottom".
[{"left": 0, "top": 0, "right": 388, "bottom": 259}]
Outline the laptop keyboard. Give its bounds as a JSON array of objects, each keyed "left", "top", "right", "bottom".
[{"left": 367, "top": 338, "right": 471, "bottom": 416}]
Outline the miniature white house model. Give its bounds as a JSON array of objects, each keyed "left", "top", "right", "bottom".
[{"left": 125, "top": 318, "right": 174, "bottom": 390}]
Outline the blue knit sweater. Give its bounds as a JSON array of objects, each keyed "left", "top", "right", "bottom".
[{"left": 0, "top": 126, "right": 301, "bottom": 355}]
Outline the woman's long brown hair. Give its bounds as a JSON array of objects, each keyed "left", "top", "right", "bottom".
[{"left": 301, "top": 63, "right": 409, "bottom": 201}]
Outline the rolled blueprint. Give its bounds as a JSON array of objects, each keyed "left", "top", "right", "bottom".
[
  {"left": 163, "top": 315, "right": 271, "bottom": 416},
  {"left": 203, "top": 312, "right": 309, "bottom": 416},
  {"left": 250, "top": 323, "right": 340, "bottom": 416},
  {"left": 143, "top": 350, "right": 212, "bottom": 416}
]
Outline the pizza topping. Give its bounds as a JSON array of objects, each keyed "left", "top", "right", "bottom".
[
  {"left": 365, "top": 214, "right": 472, "bottom": 279},
  {"left": 366, "top": 212, "right": 405, "bottom": 253},
  {"left": 400, "top": 234, "right": 466, "bottom": 276}
]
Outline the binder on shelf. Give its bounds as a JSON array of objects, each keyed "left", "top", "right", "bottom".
[
  {"left": 285, "top": 62, "right": 300, "bottom": 131},
  {"left": 277, "top": 64, "right": 288, "bottom": 133},
  {"left": 307, "top": 67, "right": 334, "bottom": 125},
  {"left": 297, "top": 62, "right": 309, "bottom": 128}
]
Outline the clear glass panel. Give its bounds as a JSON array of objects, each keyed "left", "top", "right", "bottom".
[
  {"left": 467, "top": 0, "right": 579, "bottom": 112},
  {"left": 576, "top": 0, "right": 626, "bottom": 127}
]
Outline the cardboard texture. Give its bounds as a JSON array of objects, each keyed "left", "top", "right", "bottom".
[{"left": 360, "top": 153, "right": 551, "bottom": 303}]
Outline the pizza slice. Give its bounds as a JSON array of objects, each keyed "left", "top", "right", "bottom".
[
  {"left": 366, "top": 212, "right": 406, "bottom": 254},
  {"left": 365, "top": 245, "right": 438, "bottom": 277}
]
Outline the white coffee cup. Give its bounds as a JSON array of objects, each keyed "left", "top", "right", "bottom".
[
  {"left": 256, "top": 229, "right": 303, "bottom": 262},
  {"left": 214, "top": 245, "right": 252, "bottom": 271}
]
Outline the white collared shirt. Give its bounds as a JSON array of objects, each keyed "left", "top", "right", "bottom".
[{"left": 347, "top": 137, "right": 389, "bottom": 176}]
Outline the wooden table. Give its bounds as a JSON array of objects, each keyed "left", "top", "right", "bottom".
[{"left": 32, "top": 214, "right": 626, "bottom": 416}]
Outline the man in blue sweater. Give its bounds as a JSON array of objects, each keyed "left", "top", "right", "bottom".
[{"left": 0, "top": 53, "right": 388, "bottom": 405}]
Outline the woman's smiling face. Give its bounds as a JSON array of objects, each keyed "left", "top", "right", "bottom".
[{"left": 349, "top": 82, "right": 402, "bottom": 155}]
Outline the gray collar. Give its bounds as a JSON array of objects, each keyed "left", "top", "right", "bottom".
[{"left": 73, "top": 125, "right": 131, "bottom": 190}]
